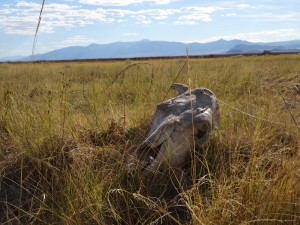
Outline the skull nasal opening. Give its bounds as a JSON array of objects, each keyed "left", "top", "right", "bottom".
[
  {"left": 196, "top": 128, "right": 207, "bottom": 140},
  {"left": 137, "top": 142, "right": 163, "bottom": 170}
]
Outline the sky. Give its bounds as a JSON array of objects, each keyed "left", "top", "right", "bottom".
[{"left": 0, "top": 0, "right": 300, "bottom": 57}]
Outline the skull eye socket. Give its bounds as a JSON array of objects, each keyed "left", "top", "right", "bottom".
[{"left": 194, "top": 122, "right": 211, "bottom": 144}]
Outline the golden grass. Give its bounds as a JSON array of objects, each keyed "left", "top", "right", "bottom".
[{"left": 0, "top": 55, "right": 299, "bottom": 224}]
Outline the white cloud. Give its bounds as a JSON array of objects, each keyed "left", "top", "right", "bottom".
[
  {"left": 7, "top": 1, "right": 298, "bottom": 36},
  {"left": 153, "top": 15, "right": 168, "bottom": 20},
  {"left": 132, "top": 14, "right": 151, "bottom": 24},
  {"left": 155, "top": 0, "right": 177, "bottom": 5},
  {"left": 236, "top": 4, "right": 250, "bottom": 9},
  {"left": 137, "top": 9, "right": 176, "bottom": 20},
  {"left": 122, "top": 32, "right": 138, "bottom": 36},
  {"left": 174, "top": 20, "right": 197, "bottom": 25},
  {"left": 79, "top": 0, "right": 178, "bottom": 6},
  {"left": 0, "top": 1, "right": 229, "bottom": 35},
  {"left": 240, "top": 12, "right": 300, "bottom": 21},
  {"left": 174, "top": 6, "right": 224, "bottom": 24},
  {"left": 134, "top": 15, "right": 147, "bottom": 20},
  {"left": 107, "top": 9, "right": 132, "bottom": 17},
  {"left": 0, "top": 7, "right": 18, "bottom": 14},
  {"left": 178, "top": 14, "right": 212, "bottom": 22},
  {"left": 192, "top": 29, "right": 300, "bottom": 43},
  {"left": 180, "top": 6, "right": 224, "bottom": 14},
  {"left": 16, "top": 1, "right": 40, "bottom": 8},
  {"left": 0, "top": 3, "right": 116, "bottom": 35},
  {"left": 226, "top": 13, "right": 237, "bottom": 16}
]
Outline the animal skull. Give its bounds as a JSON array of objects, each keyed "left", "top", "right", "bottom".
[{"left": 128, "top": 83, "right": 220, "bottom": 176}]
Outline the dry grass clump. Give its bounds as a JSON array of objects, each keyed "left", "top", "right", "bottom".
[{"left": 0, "top": 55, "right": 299, "bottom": 224}]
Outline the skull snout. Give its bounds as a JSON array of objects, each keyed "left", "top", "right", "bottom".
[{"left": 193, "top": 108, "right": 214, "bottom": 145}]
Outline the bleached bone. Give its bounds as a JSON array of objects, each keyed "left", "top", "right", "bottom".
[
  {"left": 170, "top": 83, "right": 188, "bottom": 95},
  {"left": 128, "top": 83, "right": 220, "bottom": 176}
]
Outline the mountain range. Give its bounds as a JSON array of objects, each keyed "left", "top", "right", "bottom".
[{"left": 1, "top": 39, "right": 300, "bottom": 62}]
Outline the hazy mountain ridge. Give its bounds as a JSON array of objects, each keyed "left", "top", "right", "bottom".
[
  {"left": 0, "top": 55, "right": 24, "bottom": 62},
  {"left": 227, "top": 40, "right": 300, "bottom": 53},
  {"left": 1, "top": 39, "right": 300, "bottom": 62}
]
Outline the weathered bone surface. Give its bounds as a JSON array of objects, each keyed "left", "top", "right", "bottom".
[{"left": 128, "top": 83, "right": 220, "bottom": 176}]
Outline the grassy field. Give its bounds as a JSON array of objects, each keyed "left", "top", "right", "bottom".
[{"left": 0, "top": 54, "right": 299, "bottom": 224}]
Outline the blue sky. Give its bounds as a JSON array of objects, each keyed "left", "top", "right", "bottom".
[{"left": 1, "top": 0, "right": 300, "bottom": 57}]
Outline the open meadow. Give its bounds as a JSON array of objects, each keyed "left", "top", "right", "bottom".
[{"left": 0, "top": 54, "right": 300, "bottom": 224}]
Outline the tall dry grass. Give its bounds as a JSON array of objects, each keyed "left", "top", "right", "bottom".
[{"left": 0, "top": 55, "right": 299, "bottom": 224}]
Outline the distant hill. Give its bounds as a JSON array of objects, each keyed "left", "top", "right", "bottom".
[
  {"left": 227, "top": 40, "right": 300, "bottom": 53},
  {"left": 1, "top": 39, "right": 300, "bottom": 62},
  {"left": 0, "top": 55, "right": 24, "bottom": 62}
]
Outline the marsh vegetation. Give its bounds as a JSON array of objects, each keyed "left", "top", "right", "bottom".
[{"left": 0, "top": 55, "right": 299, "bottom": 224}]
